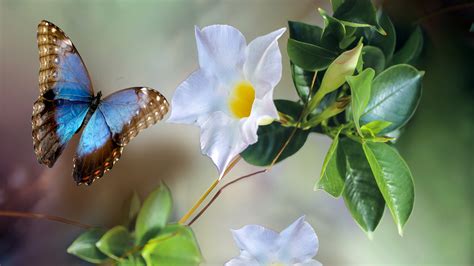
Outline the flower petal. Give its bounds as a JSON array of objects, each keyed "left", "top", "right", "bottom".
[
  {"left": 240, "top": 90, "right": 279, "bottom": 144},
  {"left": 276, "top": 216, "right": 319, "bottom": 263},
  {"left": 231, "top": 225, "right": 279, "bottom": 264},
  {"left": 167, "top": 70, "right": 225, "bottom": 125},
  {"left": 195, "top": 25, "right": 246, "bottom": 82},
  {"left": 225, "top": 251, "right": 260, "bottom": 266},
  {"left": 295, "top": 259, "right": 323, "bottom": 266},
  {"left": 244, "top": 28, "right": 286, "bottom": 98},
  {"left": 199, "top": 112, "right": 248, "bottom": 175}
]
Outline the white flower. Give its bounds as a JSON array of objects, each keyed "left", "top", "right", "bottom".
[
  {"left": 167, "top": 25, "right": 286, "bottom": 176},
  {"left": 226, "top": 216, "right": 321, "bottom": 266}
]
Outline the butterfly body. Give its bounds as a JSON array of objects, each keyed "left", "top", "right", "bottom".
[{"left": 32, "top": 20, "right": 169, "bottom": 185}]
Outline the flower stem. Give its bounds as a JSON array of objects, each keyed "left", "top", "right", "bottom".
[
  {"left": 178, "top": 156, "right": 240, "bottom": 224},
  {"left": 0, "top": 210, "right": 95, "bottom": 229}
]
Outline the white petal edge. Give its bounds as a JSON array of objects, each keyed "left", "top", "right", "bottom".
[
  {"left": 295, "top": 259, "right": 323, "bottom": 266},
  {"left": 240, "top": 90, "right": 279, "bottom": 144},
  {"left": 231, "top": 224, "right": 279, "bottom": 264},
  {"left": 167, "top": 70, "right": 226, "bottom": 125},
  {"left": 225, "top": 251, "right": 260, "bottom": 266},
  {"left": 244, "top": 27, "right": 286, "bottom": 98},
  {"left": 199, "top": 111, "right": 248, "bottom": 176},
  {"left": 195, "top": 24, "right": 246, "bottom": 83},
  {"left": 276, "top": 216, "right": 319, "bottom": 263}
]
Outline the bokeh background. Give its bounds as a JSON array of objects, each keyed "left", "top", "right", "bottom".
[{"left": 0, "top": 0, "right": 472, "bottom": 265}]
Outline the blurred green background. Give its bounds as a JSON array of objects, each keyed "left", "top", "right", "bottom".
[{"left": 0, "top": 0, "right": 472, "bottom": 265}]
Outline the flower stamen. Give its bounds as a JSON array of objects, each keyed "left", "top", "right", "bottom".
[{"left": 229, "top": 81, "right": 255, "bottom": 118}]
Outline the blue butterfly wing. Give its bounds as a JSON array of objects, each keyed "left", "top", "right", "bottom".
[
  {"left": 33, "top": 20, "right": 93, "bottom": 167},
  {"left": 37, "top": 20, "right": 93, "bottom": 101},
  {"left": 73, "top": 87, "right": 169, "bottom": 184},
  {"left": 72, "top": 109, "right": 121, "bottom": 184}
]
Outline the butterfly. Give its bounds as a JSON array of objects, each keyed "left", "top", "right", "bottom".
[{"left": 32, "top": 20, "right": 169, "bottom": 185}]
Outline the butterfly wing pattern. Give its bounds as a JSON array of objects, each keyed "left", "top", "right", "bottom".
[
  {"left": 73, "top": 88, "right": 169, "bottom": 184},
  {"left": 32, "top": 20, "right": 169, "bottom": 185},
  {"left": 32, "top": 20, "right": 93, "bottom": 167}
]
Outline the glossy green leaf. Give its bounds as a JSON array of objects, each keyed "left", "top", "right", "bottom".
[
  {"left": 333, "top": 0, "right": 385, "bottom": 35},
  {"left": 287, "top": 21, "right": 322, "bottom": 102},
  {"left": 315, "top": 132, "right": 345, "bottom": 197},
  {"left": 67, "top": 228, "right": 108, "bottom": 264},
  {"left": 288, "top": 20, "right": 323, "bottom": 45},
  {"left": 96, "top": 226, "right": 134, "bottom": 261},
  {"left": 287, "top": 38, "right": 337, "bottom": 71},
  {"left": 347, "top": 68, "right": 375, "bottom": 135},
  {"left": 241, "top": 100, "right": 309, "bottom": 166},
  {"left": 362, "top": 46, "right": 385, "bottom": 74},
  {"left": 290, "top": 62, "right": 315, "bottom": 102},
  {"left": 339, "top": 138, "right": 385, "bottom": 234},
  {"left": 390, "top": 26, "right": 423, "bottom": 66},
  {"left": 360, "top": 64, "right": 424, "bottom": 133},
  {"left": 470, "top": 23, "right": 474, "bottom": 32},
  {"left": 135, "top": 183, "right": 172, "bottom": 245},
  {"left": 364, "top": 12, "right": 396, "bottom": 62},
  {"left": 319, "top": 8, "right": 345, "bottom": 48},
  {"left": 362, "top": 142, "right": 414, "bottom": 235},
  {"left": 361, "top": 120, "right": 392, "bottom": 137},
  {"left": 141, "top": 224, "right": 202, "bottom": 266}
]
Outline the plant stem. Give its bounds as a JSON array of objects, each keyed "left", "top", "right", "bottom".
[
  {"left": 178, "top": 156, "right": 240, "bottom": 224},
  {"left": 0, "top": 210, "right": 95, "bottom": 229}
]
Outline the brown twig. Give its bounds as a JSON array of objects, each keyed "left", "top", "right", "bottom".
[{"left": 0, "top": 210, "right": 95, "bottom": 229}]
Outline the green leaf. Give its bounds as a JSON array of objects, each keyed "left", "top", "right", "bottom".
[
  {"left": 288, "top": 21, "right": 323, "bottom": 45},
  {"left": 470, "top": 23, "right": 474, "bottom": 32},
  {"left": 390, "top": 26, "right": 423, "bottom": 66},
  {"left": 141, "top": 224, "right": 202, "bottom": 266},
  {"left": 346, "top": 68, "right": 375, "bottom": 135},
  {"left": 361, "top": 120, "right": 392, "bottom": 137},
  {"left": 241, "top": 100, "right": 309, "bottom": 166},
  {"left": 290, "top": 62, "right": 315, "bottom": 103},
  {"left": 287, "top": 21, "right": 322, "bottom": 102},
  {"left": 362, "top": 46, "right": 385, "bottom": 75},
  {"left": 319, "top": 8, "right": 346, "bottom": 48},
  {"left": 315, "top": 132, "right": 345, "bottom": 197},
  {"left": 287, "top": 38, "right": 338, "bottom": 71},
  {"left": 96, "top": 226, "right": 134, "bottom": 261},
  {"left": 333, "top": 0, "right": 385, "bottom": 35},
  {"left": 364, "top": 12, "right": 396, "bottom": 62},
  {"left": 120, "top": 191, "right": 141, "bottom": 228},
  {"left": 129, "top": 191, "right": 141, "bottom": 221},
  {"left": 118, "top": 254, "right": 146, "bottom": 266},
  {"left": 362, "top": 142, "right": 415, "bottom": 235},
  {"left": 360, "top": 64, "right": 424, "bottom": 133},
  {"left": 67, "top": 228, "right": 108, "bottom": 264},
  {"left": 339, "top": 138, "right": 385, "bottom": 234},
  {"left": 135, "top": 183, "right": 172, "bottom": 245}
]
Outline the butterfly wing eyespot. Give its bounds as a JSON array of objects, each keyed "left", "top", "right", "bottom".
[
  {"left": 33, "top": 20, "right": 94, "bottom": 167},
  {"left": 72, "top": 87, "right": 169, "bottom": 185}
]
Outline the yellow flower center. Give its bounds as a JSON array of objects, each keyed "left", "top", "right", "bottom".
[{"left": 229, "top": 80, "right": 255, "bottom": 118}]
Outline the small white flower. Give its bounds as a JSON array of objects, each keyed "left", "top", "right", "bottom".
[
  {"left": 167, "top": 25, "right": 286, "bottom": 176},
  {"left": 226, "top": 216, "right": 322, "bottom": 266}
]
